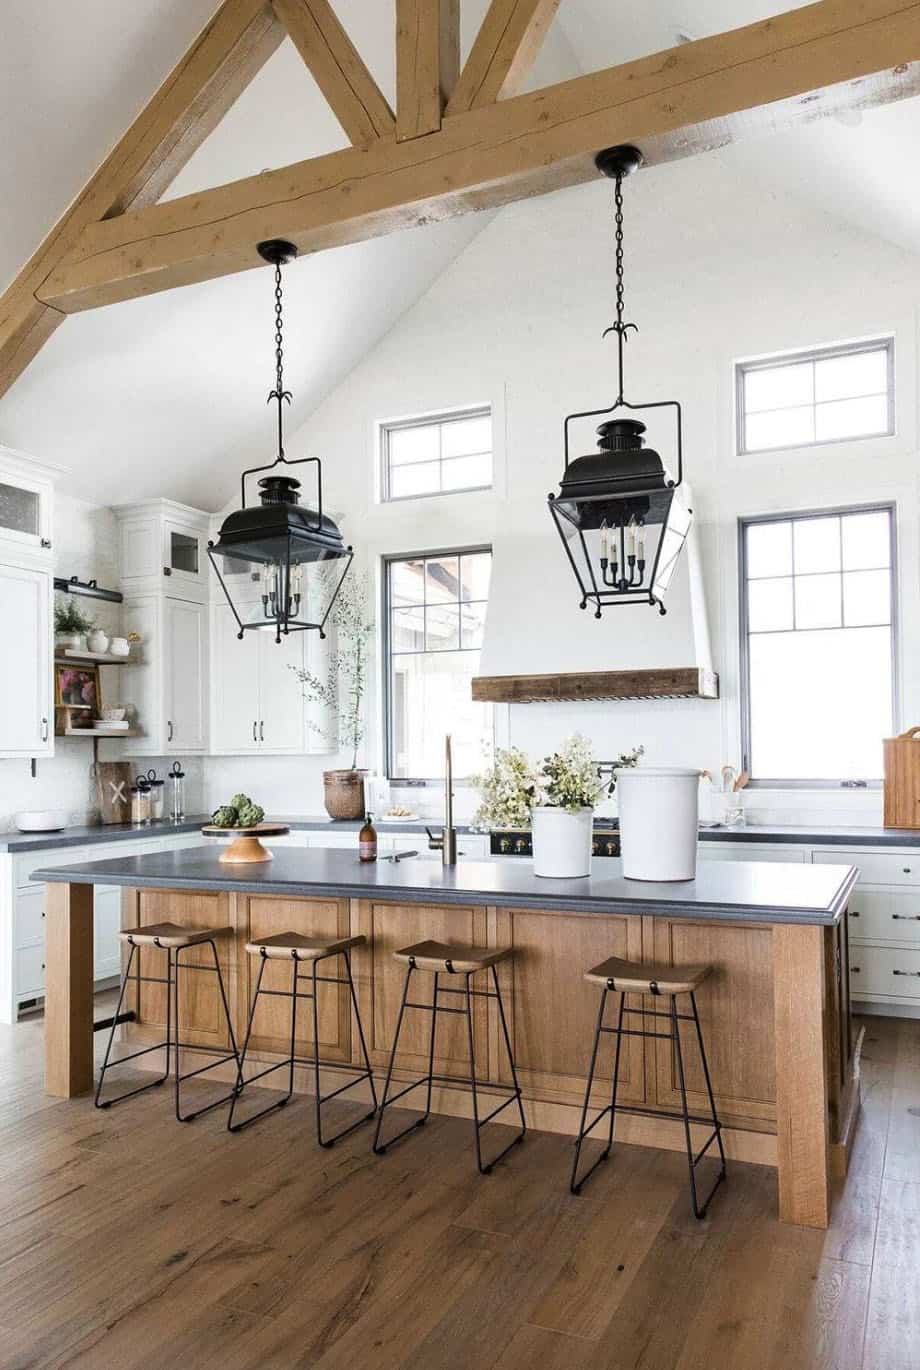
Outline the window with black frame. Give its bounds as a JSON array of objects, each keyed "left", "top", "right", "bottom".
[
  {"left": 740, "top": 505, "right": 896, "bottom": 785},
  {"left": 385, "top": 549, "right": 494, "bottom": 781}
]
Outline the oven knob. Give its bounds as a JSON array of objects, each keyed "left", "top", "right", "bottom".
[
  {"left": 516, "top": 839, "right": 528, "bottom": 854},
  {"left": 592, "top": 840, "right": 600, "bottom": 856},
  {"left": 606, "top": 841, "right": 617, "bottom": 856}
]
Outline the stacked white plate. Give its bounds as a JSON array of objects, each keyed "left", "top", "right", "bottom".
[{"left": 93, "top": 720, "right": 130, "bottom": 731}]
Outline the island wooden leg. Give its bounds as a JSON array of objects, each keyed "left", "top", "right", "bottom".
[
  {"left": 772, "top": 923, "right": 830, "bottom": 1228},
  {"left": 44, "top": 882, "right": 95, "bottom": 1098}
]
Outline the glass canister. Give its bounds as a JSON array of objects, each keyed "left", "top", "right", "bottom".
[
  {"left": 168, "top": 762, "right": 186, "bottom": 821},
  {"left": 130, "top": 783, "right": 151, "bottom": 825},
  {"left": 147, "top": 776, "right": 165, "bottom": 821}
]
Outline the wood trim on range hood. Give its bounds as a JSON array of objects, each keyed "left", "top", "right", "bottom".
[{"left": 471, "top": 667, "right": 719, "bottom": 703}]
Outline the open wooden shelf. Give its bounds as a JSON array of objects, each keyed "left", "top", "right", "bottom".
[
  {"left": 61, "top": 728, "right": 140, "bottom": 738},
  {"left": 55, "top": 650, "right": 139, "bottom": 666}
]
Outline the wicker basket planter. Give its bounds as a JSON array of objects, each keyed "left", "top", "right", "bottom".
[{"left": 323, "top": 769, "right": 367, "bottom": 820}]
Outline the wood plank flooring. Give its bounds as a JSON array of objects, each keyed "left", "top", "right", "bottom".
[{"left": 0, "top": 1006, "right": 917, "bottom": 1369}]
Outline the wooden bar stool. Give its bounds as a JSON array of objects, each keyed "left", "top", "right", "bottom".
[
  {"left": 228, "top": 932, "right": 377, "bottom": 1147},
  {"left": 372, "top": 940, "right": 526, "bottom": 1174},
  {"left": 95, "top": 923, "right": 241, "bottom": 1122},
  {"left": 570, "top": 956, "right": 726, "bottom": 1218}
]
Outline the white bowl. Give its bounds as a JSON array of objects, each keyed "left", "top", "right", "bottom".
[
  {"left": 15, "top": 810, "right": 68, "bottom": 833},
  {"left": 100, "top": 707, "right": 126, "bottom": 721}
]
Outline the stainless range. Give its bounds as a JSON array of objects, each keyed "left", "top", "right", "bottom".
[{"left": 489, "top": 823, "right": 620, "bottom": 858}]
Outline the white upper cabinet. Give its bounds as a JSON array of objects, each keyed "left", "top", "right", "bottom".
[
  {"left": 116, "top": 500, "right": 210, "bottom": 603},
  {"left": 120, "top": 595, "right": 208, "bottom": 756},
  {"left": 210, "top": 605, "right": 331, "bottom": 755},
  {"left": 0, "top": 562, "right": 53, "bottom": 758},
  {"left": 0, "top": 449, "right": 55, "bottom": 560}
]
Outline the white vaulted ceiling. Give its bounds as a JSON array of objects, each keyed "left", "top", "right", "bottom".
[{"left": 1, "top": 1, "right": 919, "bottom": 510}]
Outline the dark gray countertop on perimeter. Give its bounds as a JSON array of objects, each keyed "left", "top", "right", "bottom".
[
  {"left": 4, "top": 816, "right": 920, "bottom": 854},
  {"left": 31, "top": 847, "right": 857, "bottom": 926}
]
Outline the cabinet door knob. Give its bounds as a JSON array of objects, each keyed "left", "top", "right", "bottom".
[
  {"left": 40, "top": 538, "right": 52, "bottom": 549},
  {"left": 904, "top": 867, "right": 912, "bottom": 874},
  {"left": 851, "top": 966, "right": 861, "bottom": 973},
  {"left": 163, "top": 566, "right": 172, "bottom": 576},
  {"left": 850, "top": 910, "right": 860, "bottom": 917}
]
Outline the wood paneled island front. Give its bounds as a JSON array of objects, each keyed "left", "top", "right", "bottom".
[{"left": 33, "top": 846, "right": 859, "bottom": 1229}]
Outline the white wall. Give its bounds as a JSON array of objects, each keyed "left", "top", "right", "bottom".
[
  {"left": 0, "top": 492, "right": 203, "bottom": 830},
  {"left": 214, "top": 149, "right": 920, "bottom": 826}
]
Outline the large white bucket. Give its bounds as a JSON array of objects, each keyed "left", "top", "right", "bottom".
[
  {"left": 615, "top": 767, "right": 701, "bottom": 882},
  {"left": 531, "top": 806, "right": 594, "bottom": 878}
]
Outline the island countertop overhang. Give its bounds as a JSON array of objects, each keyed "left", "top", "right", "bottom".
[{"left": 31, "top": 846, "right": 858, "bottom": 926}]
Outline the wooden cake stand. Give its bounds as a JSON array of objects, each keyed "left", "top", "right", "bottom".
[{"left": 201, "top": 822, "right": 290, "bottom": 863}]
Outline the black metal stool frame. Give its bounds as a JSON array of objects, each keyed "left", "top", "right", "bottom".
[
  {"left": 95, "top": 935, "right": 242, "bottom": 1122},
  {"left": 570, "top": 981, "right": 726, "bottom": 1218},
  {"left": 228, "top": 945, "right": 377, "bottom": 1147},
  {"left": 372, "top": 958, "right": 526, "bottom": 1175}
]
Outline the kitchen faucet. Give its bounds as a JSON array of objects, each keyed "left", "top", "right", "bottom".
[{"left": 427, "top": 734, "right": 459, "bottom": 866}]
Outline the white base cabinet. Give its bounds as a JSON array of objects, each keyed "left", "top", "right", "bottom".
[{"left": 0, "top": 562, "right": 53, "bottom": 759}]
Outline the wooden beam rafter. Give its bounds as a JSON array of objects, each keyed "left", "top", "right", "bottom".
[
  {"left": 447, "top": 0, "right": 561, "bottom": 115},
  {"left": 271, "top": 0, "right": 395, "bottom": 144},
  {"left": 37, "top": 0, "right": 920, "bottom": 317},
  {"left": 396, "top": 0, "right": 460, "bottom": 140},
  {"left": 0, "top": 0, "right": 284, "bottom": 399}
]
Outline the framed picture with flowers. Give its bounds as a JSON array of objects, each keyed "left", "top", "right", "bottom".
[{"left": 54, "top": 662, "right": 101, "bottom": 713}]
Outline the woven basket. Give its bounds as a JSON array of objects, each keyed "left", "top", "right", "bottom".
[{"left": 323, "top": 770, "right": 367, "bottom": 820}]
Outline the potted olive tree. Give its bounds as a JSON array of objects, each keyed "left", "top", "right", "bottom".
[{"left": 291, "top": 569, "right": 374, "bottom": 820}]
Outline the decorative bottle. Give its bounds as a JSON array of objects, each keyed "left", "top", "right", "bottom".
[{"left": 359, "top": 814, "right": 378, "bottom": 863}]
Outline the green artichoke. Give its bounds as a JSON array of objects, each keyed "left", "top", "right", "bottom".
[
  {"left": 236, "top": 799, "right": 265, "bottom": 827},
  {"left": 211, "top": 805, "right": 239, "bottom": 829}
]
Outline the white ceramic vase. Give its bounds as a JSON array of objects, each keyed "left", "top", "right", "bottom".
[
  {"left": 531, "top": 806, "right": 593, "bottom": 878},
  {"left": 55, "top": 632, "right": 84, "bottom": 652},
  {"left": 87, "top": 629, "right": 110, "bottom": 654}
]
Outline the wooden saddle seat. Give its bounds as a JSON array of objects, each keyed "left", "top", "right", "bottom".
[
  {"left": 394, "top": 940, "right": 511, "bottom": 973},
  {"left": 244, "top": 931, "right": 365, "bottom": 961},
  {"left": 120, "top": 922, "right": 232, "bottom": 948},
  {"left": 585, "top": 955, "right": 712, "bottom": 996}
]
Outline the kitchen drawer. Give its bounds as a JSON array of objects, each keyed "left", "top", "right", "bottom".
[
  {"left": 849, "top": 889, "right": 920, "bottom": 943},
  {"left": 15, "top": 887, "right": 45, "bottom": 948},
  {"left": 15, "top": 846, "right": 89, "bottom": 889},
  {"left": 850, "top": 945, "right": 920, "bottom": 999},
  {"left": 813, "top": 847, "right": 920, "bottom": 886},
  {"left": 17, "top": 944, "right": 45, "bottom": 999},
  {"left": 698, "top": 842, "right": 806, "bottom": 863}
]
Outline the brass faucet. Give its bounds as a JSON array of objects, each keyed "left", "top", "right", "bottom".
[{"left": 427, "top": 734, "right": 459, "bottom": 866}]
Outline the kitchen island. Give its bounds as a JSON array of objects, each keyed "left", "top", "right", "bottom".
[{"left": 33, "top": 846, "right": 859, "bottom": 1228}]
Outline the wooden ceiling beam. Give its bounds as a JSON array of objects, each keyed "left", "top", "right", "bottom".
[
  {"left": 271, "top": 0, "right": 395, "bottom": 144},
  {"left": 396, "top": 0, "right": 460, "bottom": 140},
  {"left": 0, "top": 0, "right": 284, "bottom": 401},
  {"left": 38, "top": 0, "right": 920, "bottom": 316},
  {"left": 446, "top": 0, "right": 561, "bottom": 115}
]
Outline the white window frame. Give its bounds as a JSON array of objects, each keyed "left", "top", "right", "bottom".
[
  {"left": 383, "top": 544, "right": 493, "bottom": 783},
  {"left": 739, "top": 503, "right": 898, "bottom": 789},
  {"left": 380, "top": 406, "right": 492, "bottom": 503},
  {"left": 735, "top": 337, "right": 895, "bottom": 457}
]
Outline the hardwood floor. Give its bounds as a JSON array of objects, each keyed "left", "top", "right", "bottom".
[{"left": 0, "top": 1006, "right": 917, "bottom": 1369}]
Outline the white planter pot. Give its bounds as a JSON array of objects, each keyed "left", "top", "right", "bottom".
[
  {"left": 55, "top": 632, "right": 84, "bottom": 652},
  {"left": 615, "top": 766, "right": 701, "bottom": 882},
  {"left": 531, "top": 806, "right": 593, "bottom": 878},
  {"left": 87, "top": 629, "right": 110, "bottom": 654}
]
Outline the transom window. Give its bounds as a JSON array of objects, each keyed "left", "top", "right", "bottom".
[
  {"left": 381, "top": 408, "right": 492, "bottom": 501},
  {"left": 385, "top": 548, "right": 494, "bottom": 781},
  {"left": 740, "top": 506, "right": 896, "bottom": 784},
  {"left": 737, "top": 339, "right": 894, "bottom": 454}
]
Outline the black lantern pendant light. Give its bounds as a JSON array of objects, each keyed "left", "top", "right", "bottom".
[
  {"left": 208, "top": 239, "right": 353, "bottom": 644},
  {"left": 548, "top": 146, "right": 691, "bottom": 617}
]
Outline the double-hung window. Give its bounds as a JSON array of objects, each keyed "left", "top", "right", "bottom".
[
  {"left": 384, "top": 548, "right": 494, "bottom": 781},
  {"left": 737, "top": 339, "right": 894, "bottom": 454},
  {"left": 740, "top": 506, "right": 896, "bottom": 784},
  {"left": 381, "top": 408, "right": 492, "bottom": 501}
]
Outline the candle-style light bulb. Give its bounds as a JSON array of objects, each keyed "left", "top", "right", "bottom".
[{"left": 600, "top": 520, "right": 609, "bottom": 562}]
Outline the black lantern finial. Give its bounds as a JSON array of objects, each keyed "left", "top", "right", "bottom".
[
  {"left": 548, "top": 145, "right": 691, "bottom": 618},
  {"left": 208, "top": 239, "right": 353, "bottom": 645}
]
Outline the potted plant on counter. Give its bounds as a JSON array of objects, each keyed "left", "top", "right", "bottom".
[
  {"left": 472, "top": 747, "right": 540, "bottom": 830},
  {"left": 291, "top": 569, "right": 374, "bottom": 820}
]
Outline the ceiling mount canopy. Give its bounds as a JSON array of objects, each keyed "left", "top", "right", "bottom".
[
  {"left": 548, "top": 143, "right": 691, "bottom": 618},
  {"left": 208, "top": 237, "right": 352, "bottom": 645}
]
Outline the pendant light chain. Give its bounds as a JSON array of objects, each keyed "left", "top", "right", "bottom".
[
  {"left": 268, "top": 258, "right": 292, "bottom": 461},
  {"left": 610, "top": 170, "right": 637, "bottom": 406}
]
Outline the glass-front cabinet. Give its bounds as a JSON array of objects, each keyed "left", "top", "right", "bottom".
[{"left": 0, "top": 450, "right": 54, "bottom": 556}]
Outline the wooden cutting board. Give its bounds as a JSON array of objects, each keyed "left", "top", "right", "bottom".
[
  {"left": 883, "top": 728, "right": 920, "bottom": 828},
  {"left": 95, "top": 762, "right": 134, "bottom": 824}
]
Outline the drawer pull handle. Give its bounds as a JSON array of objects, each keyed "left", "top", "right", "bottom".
[
  {"left": 851, "top": 966, "right": 861, "bottom": 973},
  {"left": 850, "top": 910, "right": 860, "bottom": 917},
  {"left": 892, "top": 914, "right": 920, "bottom": 921},
  {"left": 892, "top": 969, "right": 920, "bottom": 978},
  {"left": 905, "top": 868, "right": 913, "bottom": 874}
]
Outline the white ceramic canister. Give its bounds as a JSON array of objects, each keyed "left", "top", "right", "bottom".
[
  {"left": 615, "top": 767, "right": 701, "bottom": 882},
  {"left": 531, "top": 806, "right": 594, "bottom": 879}
]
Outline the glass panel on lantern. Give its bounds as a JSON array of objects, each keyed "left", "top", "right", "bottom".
[{"left": 652, "top": 499, "right": 692, "bottom": 597}]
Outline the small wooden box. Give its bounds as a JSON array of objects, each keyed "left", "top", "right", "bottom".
[{"left": 883, "top": 728, "right": 920, "bottom": 828}]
